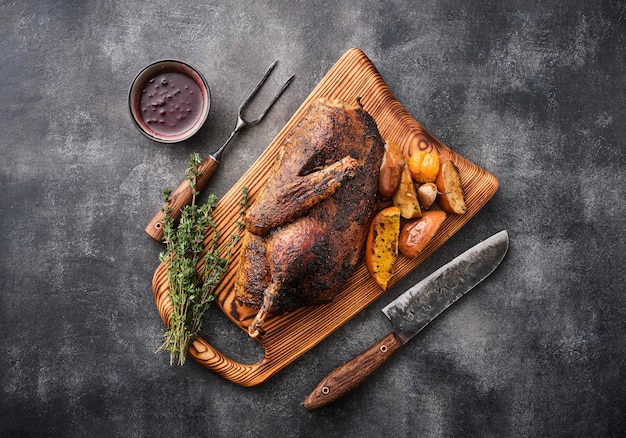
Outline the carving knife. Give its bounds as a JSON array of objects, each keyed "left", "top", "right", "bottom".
[{"left": 303, "top": 230, "right": 509, "bottom": 411}]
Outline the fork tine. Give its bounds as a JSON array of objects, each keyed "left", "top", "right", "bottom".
[
  {"left": 237, "top": 61, "right": 278, "bottom": 115},
  {"left": 237, "top": 61, "right": 294, "bottom": 127},
  {"left": 244, "top": 73, "right": 295, "bottom": 126},
  {"left": 210, "top": 61, "right": 293, "bottom": 161}
]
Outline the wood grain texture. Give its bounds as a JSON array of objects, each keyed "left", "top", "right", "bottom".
[
  {"left": 151, "top": 48, "right": 499, "bottom": 386},
  {"left": 303, "top": 331, "right": 404, "bottom": 411}
]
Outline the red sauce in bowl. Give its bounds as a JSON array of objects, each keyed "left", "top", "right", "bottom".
[
  {"left": 129, "top": 60, "right": 210, "bottom": 142},
  {"left": 139, "top": 71, "right": 204, "bottom": 137}
]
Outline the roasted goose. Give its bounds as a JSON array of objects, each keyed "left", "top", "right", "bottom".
[{"left": 234, "top": 98, "right": 385, "bottom": 338}]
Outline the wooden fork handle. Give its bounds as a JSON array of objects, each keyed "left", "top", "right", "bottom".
[{"left": 145, "top": 155, "right": 219, "bottom": 242}]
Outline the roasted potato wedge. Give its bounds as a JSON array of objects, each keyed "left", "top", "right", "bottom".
[
  {"left": 392, "top": 164, "right": 422, "bottom": 219},
  {"left": 365, "top": 206, "right": 401, "bottom": 290},
  {"left": 436, "top": 160, "right": 466, "bottom": 214},
  {"left": 398, "top": 210, "right": 447, "bottom": 258},
  {"left": 378, "top": 141, "right": 404, "bottom": 198}
]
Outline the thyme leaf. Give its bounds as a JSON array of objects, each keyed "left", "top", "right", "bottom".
[{"left": 156, "top": 153, "right": 248, "bottom": 366}]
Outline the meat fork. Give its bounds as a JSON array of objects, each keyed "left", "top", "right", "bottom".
[{"left": 146, "top": 61, "right": 294, "bottom": 241}]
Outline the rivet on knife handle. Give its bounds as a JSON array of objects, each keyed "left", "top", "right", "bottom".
[
  {"left": 145, "top": 155, "right": 219, "bottom": 242},
  {"left": 303, "top": 332, "right": 403, "bottom": 411}
]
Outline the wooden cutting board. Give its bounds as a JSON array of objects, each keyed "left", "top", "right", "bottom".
[{"left": 151, "top": 48, "right": 499, "bottom": 386}]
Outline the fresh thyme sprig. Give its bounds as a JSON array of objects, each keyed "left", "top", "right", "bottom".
[{"left": 156, "top": 153, "right": 248, "bottom": 366}]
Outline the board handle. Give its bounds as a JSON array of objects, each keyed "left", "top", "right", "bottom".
[
  {"left": 188, "top": 337, "right": 270, "bottom": 387},
  {"left": 145, "top": 155, "right": 219, "bottom": 242},
  {"left": 152, "top": 260, "right": 271, "bottom": 386}
]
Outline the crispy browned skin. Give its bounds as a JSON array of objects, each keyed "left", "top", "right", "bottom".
[{"left": 234, "top": 98, "right": 385, "bottom": 337}]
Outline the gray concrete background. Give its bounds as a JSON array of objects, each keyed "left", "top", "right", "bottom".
[{"left": 1, "top": 0, "right": 625, "bottom": 436}]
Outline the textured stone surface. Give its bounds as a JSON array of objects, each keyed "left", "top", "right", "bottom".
[{"left": 1, "top": 0, "right": 625, "bottom": 436}]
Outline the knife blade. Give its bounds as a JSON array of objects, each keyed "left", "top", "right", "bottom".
[{"left": 303, "top": 230, "right": 509, "bottom": 411}]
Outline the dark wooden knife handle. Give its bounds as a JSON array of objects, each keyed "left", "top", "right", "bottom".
[
  {"left": 303, "top": 331, "right": 403, "bottom": 411},
  {"left": 145, "top": 155, "right": 219, "bottom": 242}
]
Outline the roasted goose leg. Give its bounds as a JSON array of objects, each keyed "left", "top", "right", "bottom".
[{"left": 234, "top": 98, "right": 385, "bottom": 338}]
